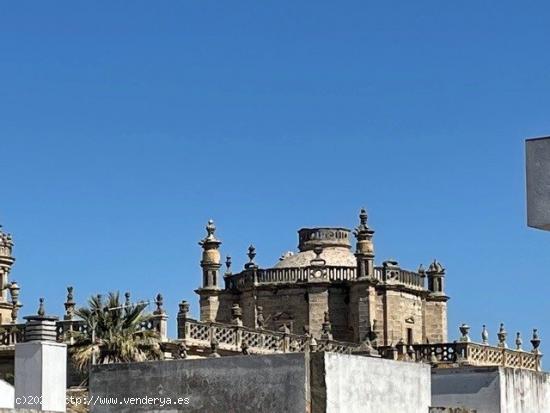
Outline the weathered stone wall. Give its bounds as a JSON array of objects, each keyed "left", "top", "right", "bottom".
[
  {"left": 328, "top": 286, "right": 351, "bottom": 341},
  {"left": 215, "top": 291, "right": 234, "bottom": 323},
  {"left": 255, "top": 287, "right": 309, "bottom": 334},
  {"left": 311, "top": 353, "right": 431, "bottom": 413},
  {"left": 307, "top": 286, "right": 329, "bottom": 337},
  {"left": 90, "top": 353, "right": 308, "bottom": 413},
  {"left": 348, "top": 284, "right": 370, "bottom": 342},
  {"left": 432, "top": 366, "right": 550, "bottom": 413},
  {"left": 424, "top": 299, "right": 448, "bottom": 343},
  {"left": 383, "top": 290, "right": 424, "bottom": 345}
]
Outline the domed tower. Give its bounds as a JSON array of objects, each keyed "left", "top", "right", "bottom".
[
  {"left": 0, "top": 224, "right": 16, "bottom": 324},
  {"left": 195, "top": 220, "right": 222, "bottom": 321}
]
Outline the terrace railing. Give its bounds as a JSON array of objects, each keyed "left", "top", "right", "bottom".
[
  {"left": 379, "top": 342, "right": 542, "bottom": 372},
  {"left": 228, "top": 265, "right": 425, "bottom": 291},
  {"left": 180, "top": 318, "right": 357, "bottom": 355}
]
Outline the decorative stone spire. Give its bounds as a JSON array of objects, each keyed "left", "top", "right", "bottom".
[
  {"left": 426, "top": 259, "right": 446, "bottom": 295},
  {"left": 516, "top": 332, "right": 523, "bottom": 351},
  {"left": 64, "top": 286, "right": 75, "bottom": 320},
  {"left": 0, "top": 224, "right": 15, "bottom": 303},
  {"left": 497, "top": 323, "right": 508, "bottom": 348},
  {"left": 225, "top": 256, "right": 232, "bottom": 274},
  {"left": 9, "top": 280, "right": 21, "bottom": 324},
  {"left": 124, "top": 292, "right": 131, "bottom": 308},
  {"left": 37, "top": 298, "right": 45, "bottom": 317},
  {"left": 481, "top": 325, "right": 489, "bottom": 345},
  {"left": 199, "top": 219, "right": 222, "bottom": 289},
  {"left": 244, "top": 245, "right": 257, "bottom": 269},
  {"left": 354, "top": 208, "right": 375, "bottom": 279},
  {"left": 176, "top": 300, "right": 190, "bottom": 339},
  {"left": 154, "top": 293, "right": 165, "bottom": 315},
  {"left": 24, "top": 298, "right": 58, "bottom": 342}
]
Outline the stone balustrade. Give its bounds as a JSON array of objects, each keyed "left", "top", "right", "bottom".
[
  {"left": 228, "top": 265, "right": 424, "bottom": 290},
  {"left": 0, "top": 324, "right": 24, "bottom": 347},
  {"left": 180, "top": 318, "right": 357, "bottom": 355},
  {"left": 379, "top": 341, "right": 542, "bottom": 372}
]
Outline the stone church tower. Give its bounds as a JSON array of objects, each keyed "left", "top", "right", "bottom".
[{"left": 195, "top": 209, "right": 449, "bottom": 346}]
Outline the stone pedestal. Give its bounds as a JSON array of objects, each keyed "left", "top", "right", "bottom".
[{"left": 15, "top": 340, "right": 67, "bottom": 412}]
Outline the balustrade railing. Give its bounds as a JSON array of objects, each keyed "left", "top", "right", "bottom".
[
  {"left": 181, "top": 318, "right": 357, "bottom": 355},
  {"left": 228, "top": 265, "right": 424, "bottom": 290},
  {"left": 0, "top": 324, "right": 24, "bottom": 347},
  {"left": 379, "top": 342, "right": 542, "bottom": 372}
]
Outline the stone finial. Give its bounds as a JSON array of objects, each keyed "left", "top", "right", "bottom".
[
  {"left": 231, "top": 303, "right": 243, "bottom": 326},
  {"left": 515, "top": 332, "right": 523, "bottom": 351},
  {"left": 354, "top": 208, "right": 375, "bottom": 273},
  {"left": 247, "top": 245, "right": 256, "bottom": 263},
  {"left": 8, "top": 281, "right": 21, "bottom": 323},
  {"left": 368, "top": 319, "right": 378, "bottom": 345},
  {"left": 225, "top": 256, "right": 232, "bottom": 274},
  {"left": 481, "top": 325, "right": 489, "bottom": 345},
  {"left": 407, "top": 345, "right": 415, "bottom": 361},
  {"left": 209, "top": 338, "right": 220, "bottom": 358},
  {"left": 37, "top": 298, "right": 45, "bottom": 317},
  {"left": 244, "top": 245, "right": 257, "bottom": 269},
  {"left": 256, "top": 306, "right": 264, "bottom": 329},
  {"left": 64, "top": 286, "right": 75, "bottom": 320},
  {"left": 154, "top": 293, "right": 164, "bottom": 315},
  {"left": 459, "top": 323, "right": 471, "bottom": 343},
  {"left": 531, "top": 329, "right": 541, "bottom": 354},
  {"left": 497, "top": 323, "right": 508, "bottom": 348},
  {"left": 309, "top": 337, "right": 318, "bottom": 352},
  {"left": 241, "top": 341, "right": 250, "bottom": 355},
  {"left": 203, "top": 219, "right": 218, "bottom": 242},
  {"left": 321, "top": 311, "right": 333, "bottom": 340},
  {"left": 178, "top": 300, "right": 190, "bottom": 318},
  {"left": 418, "top": 264, "right": 425, "bottom": 276}
]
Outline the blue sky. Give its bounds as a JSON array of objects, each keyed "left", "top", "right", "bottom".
[{"left": 1, "top": 1, "right": 549, "bottom": 356}]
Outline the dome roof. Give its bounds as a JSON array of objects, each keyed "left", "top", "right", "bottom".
[{"left": 273, "top": 246, "right": 357, "bottom": 268}]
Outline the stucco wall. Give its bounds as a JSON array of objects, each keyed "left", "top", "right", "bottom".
[
  {"left": 432, "top": 366, "right": 550, "bottom": 413},
  {"left": 89, "top": 353, "right": 308, "bottom": 413},
  {"left": 501, "top": 367, "right": 550, "bottom": 413},
  {"left": 312, "top": 353, "right": 431, "bottom": 413},
  {"left": 0, "top": 379, "right": 13, "bottom": 409},
  {"left": 432, "top": 367, "right": 501, "bottom": 413}
]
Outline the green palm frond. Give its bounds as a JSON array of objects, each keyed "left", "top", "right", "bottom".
[{"left": 69, "top": 291, "right": 162, "bottom": 371}]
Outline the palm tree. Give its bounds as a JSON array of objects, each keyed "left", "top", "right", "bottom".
[{"left": 70, "top": 292, "right": 163, "bottom": 371}]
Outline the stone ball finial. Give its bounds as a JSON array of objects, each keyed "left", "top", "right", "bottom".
[
  {"left": 37, "top": 298, "right": 45, "bottom": 317},
  {"left": 247, "top": 245, "right": 256, "bottom": 263}
]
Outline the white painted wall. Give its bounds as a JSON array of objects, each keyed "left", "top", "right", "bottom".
[
  {"left": 323, "top": 353, "right": 431, "bottom": 413},
  {"left": 0, "top": 379, "right": 14, "bottom": 408},
  {"left": 501, "top": 368, "right": 550, "bottom": 413},
  {"left": 432, "top": 367, "right": 550, "bottom": 413},
  {"left": 432, "top": 368, "right": 501, "bottom": 413},
  {"left": 15, "top": 341, "right": 67, "bottom": 413}
]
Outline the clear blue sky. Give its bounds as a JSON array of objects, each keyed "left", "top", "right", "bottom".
[{"left": 1, "top": 1, "right": 549, "bottom": 355}]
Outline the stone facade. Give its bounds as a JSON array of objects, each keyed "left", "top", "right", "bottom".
[{"left": 194, "top": 209, "right": 450, "bottom": 346}]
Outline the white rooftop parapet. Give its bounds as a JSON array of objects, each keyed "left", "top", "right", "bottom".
[
  {"left": 14, "top": 300, "right": 66, "bottom": 412},
  {"left": 526, "top": 137, "right": 550, "bottom": 230}
]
